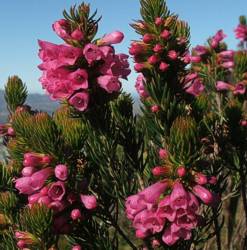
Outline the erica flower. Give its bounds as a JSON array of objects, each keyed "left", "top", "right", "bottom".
[
  {"left": 135, "top": 74, "right": 149, "bottom": 98},
  {"left": 98, "top": 31, "right": 124, "bottom": 45},
  {"left": 235, "top": 24, "right": 247, "bottom": 41},
  {"left": 80, "top": 194, "right": 97, "bottom": 210},
  {"left": 83, "top": 43, "right": 102, "bottom": 64},
  {"left": 48, "top": 181, "right": 66, "bottom": 201},
  {"left": 69, "top": 92, "right": 90, "bottom": 111},
  {"left": 97, "top": 75, "right": 121, "bottom": 93}
]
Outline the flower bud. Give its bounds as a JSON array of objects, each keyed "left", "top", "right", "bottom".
[
  {"left": 22, "top": 167, "right": 35, "bottom": 177},
  {"left": 159, "top": 148, "right": 168, "bottom": 159},
  {"left": 71, "top": 209, "right": 82, "bottom": 220},
  {"left": 195, "top": 173, "right": 208, "bottom": 185},
  {"left": 168, "top": 50, "right": 178, "bottom": 60},
  {"left": 143, "top": 33, "right": 154, "bottom": 43},
  {"left": 155, "top": 17, "right": 163, "bottom": 26},
  {"left": 80, "top": 195, "right": 97, "bottom": 210},
  {"left": 99, "top": 31, "right": 124, "bottom": 45},
  {"left": 161, "top": 29, "right": 170, "bottom": 40},
  {"left": 17, "top": 240, "right": 26, "bottom": 249},
  {"left": 193, "top": 185, "right": 213, "bottom": 205},
  {"left": 148, "top": 55, "right": 159, "bottom": 65},
  {"left": 159, "top": 62, "right": 169, "bottom": 72},
  {"left": 153, "top": 44, "right": 163, "bottom": 53},
  {"left": 177, "top": 166, "right": 186, "bottom": 178},
  {"left": 72, "top": 245, "right": 82, "bottom": 250},
  {"left": 55, "top": 164, "right": 68, "bottom": 181},
  {"left": 151, "top": 105, "right": 160, "bottom": 113},
  {"left": 71, "top": 29, "right": 84, "bottom": 41},
  {"left": 152, "top": 166, "right": 169, "bottom": 176},
  {"left": 209, "top": 176, "right": 217, "bottom": 185}
]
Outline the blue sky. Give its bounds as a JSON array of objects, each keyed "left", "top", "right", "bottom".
[{"left": 0, "top": 0, "right": 246, "bottom": 95}]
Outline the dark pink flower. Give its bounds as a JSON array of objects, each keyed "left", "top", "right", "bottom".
[
  {"left": 159, "top": 148, "right": 168, "bottom": 159},
  {"left": 195, "top": 173, "right": 208, "bottom": 185},
  {"left": 148, "top": 55, "right": 159, "bottom": 65},
  {"left": 161, "top": 29, "right": 171, "bottom": 40},
  {"left": 22, "top": 167, "right": 35, "bottom": 177},
  {"left": 52, "top": 19, "right": 71, "bottom": 40},
  {"left": 48, "top": 181, "right": 66, "bottom": 201},
  {"left": 72, "top": 245, "right": 82, "bottom": 250},
  {"left": 177, "top": 166, "right": 186, "bottom": 178},
  {"left": 170, "top": 182, "right": 188, "bottom": 210},
  {"left": 100, "top": 31, "right": 124, "bottom": 45},
  {"left": 193, "top": 185, "right": 213, "bottom": 205},
  {"left": 69, "top": 92, "right": 90, "bottom": 112},
  {"left": 68, "top": 69, "right": 88, "bottom": 90},
  {"left": 168, "top": 50, "right": 178, "bottom": 60},
  {"left": 155, "top": 17, "right": 163, "bottom": 26},
  {"left": 71, "top": 209, "right": 82, "bottom": 220},
  {"left": 185, "top": 78, "right": 204, "bottom": 96},
  {"left": 159, "top": 62, "right": 169, "bottom": 72},
  {"left": 80, "top": 194, "right": 97, "bottom": 210},
  {"left": 135, "top": 74, "right": 149, "bottom": 98},
  {"left": 55, "top": 164, "right": 68, "bottom": 181},
  {"left": 151, "top": 105, "right": 160, "bottom": 113},
  {"left": 216, "top": 81, "right": 232, "bottom": 91},
  {"left": 83, "top": 43, "right": 102, "bottom": 64},
  {"left": 71, "top": 29, "right": 84, "bottom": 41},
  {"left": 129, "top": 42, "right": 147, "bottom": 55},
  {"left": 97, "top": 75, "right": 121, "bottom": 93},
  {"left": 210, "top": 30, "right": 226, "bottom": 48},
  {"left": 193, "top": 45, "right": 208, "bottom": 56},
  {"left": 233, "top": 82, "right": 246, "bottom": 95},
  {"left": 15, "top": 177, "right": 33, "bottom": 195},
  {"left": 157, "top": 195, "right": 176, "bottom": 222},
  {"left": 235, "top": 24, "right": 247, "bottom": 41}
]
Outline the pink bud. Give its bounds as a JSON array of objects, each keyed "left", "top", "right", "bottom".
[
  {"left": 153, "top": 44, "right": 163, "bottom": 53},
  {"left": 161, "top": 29, "right": 170, "bottom": 40},
  {"left": 151, "top": 105, "right": 160, "bottom": 113},
  {"left": 143, "top": 33, "right": 154, "bottom": 43},
  {"left": 100, "top": 31, "right": 124, "bottom": 45},
  {"left": 209, "top": 176, "right": 217, "bottom": 185},
  {"left": 22, "top": 167, "right": 35, "bottom": 177},
  {"left": 193, "top": 185, "right": 213, "bottom": 205},
  {"left": 71, "top": 29, "right": 84, "bottom": 41},
  {"left": 55, "top": 164, "right": 68, "bottom": 181},
  {"left": 168, "top": 50, "right": 178, "bottom": 60},
  {"left": 72, "top": 245, "right": 82, "bottom": 250},
  {"left": 195, "top": 173, "right": 208, "bottom": 185},
  {"left": 134, "top": 63, "right": 145, "bottom": 72},
  {"left": 152, "top": 239, "right": 161, "bottom": 247},
  {"left": 148, "top": 55, "right": 159, "bottom": 65},
  {"left": 152, "top": 166, "right": 168, "bottom": 176},
  {"left": 42, "top": 155, "right": 52, "bottom": 165},
  {"left": 7, "top": 127, "right": 15, "bottom": 136},
  {"left": 159, "top": 62, "right": 169, "bottom": 72},
  {"left": 159, "top": 148, "right": 168, "bottom": 159},
  {"left": 17, "top": 240, "right": 26, "bottom": 249},
  {"left": 177, "top": 166, "right": 186, "bottom": 177},
  {"left": 155, "top": 17, "right": 163, "bottom": 26},
  {"left": 136, "top": 229, "right": 149, "bottom": 239},
  {"left": 71, "top": 209, "right": 82, "bottom": 220},
  {"left": 190, "top": 56, "right": 201, "bottom": 63},
  {"left": 80, "top": 195, "right": 97, "bottom": 210}
]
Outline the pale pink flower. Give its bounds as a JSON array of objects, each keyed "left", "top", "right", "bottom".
[
  {"left": 100, "top": 31, "right": 124, "bottom": 45},
  {"left": 80, "top": 195, "right": 97, "bottom": 210},
  {"left": 216, "top": 81, "right": 232, "bottom": 91}
]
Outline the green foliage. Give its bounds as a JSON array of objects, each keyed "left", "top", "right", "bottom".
[{"left": 4, "top": 76, "right": 27, "bottom": 113}]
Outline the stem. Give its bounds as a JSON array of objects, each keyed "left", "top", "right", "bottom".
[
  {"left": 213, "top": 208, "right": 222, "bottom": 250},
  {"left": 239, "top": 164, "right": 247, "bottom": 249},
  {"left": 111, "top": 220, "right": 137, "bottom": 250}
]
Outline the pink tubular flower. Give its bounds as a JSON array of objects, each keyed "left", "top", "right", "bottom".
[
  {"left": 195, "top": 173, "right": 208, "bottom": 185},
  {"left": 170, "top": 182, "right": 188, "bottom": 210},
  {"left": 153, "top": 44, "right": 163, "bottom": 53},
  {"left": 235, "top": 24, "right": 247, "bottom": 41},
  {"left": 52, "top": 19, "right": 71, "bottom": 40},
  {"left": 83, "top": 43, "right": 102, "bottom": 64},
  {"left": 21, "top": 167, "right": 35, "bottom": 177},
  {"left": 71, "top": 29, "right": 84, "bottom": 41},
  {"left": 161, "top": 29, "right": 171, "bottom": 40},
  {"left": 159, "top": 148, "right": 168, "bottom": 159},
  {"left": 80, "top": 195, "right": 97, "bottom": 210},
  {"left": 152, "top": 166, "right": 169, "bottom": 176},
  {"left": 157, "top": 195, "right": 176, "bottom": 222},
  {"left": 148, "top": 55, "right": 159, "bottom": 65},
  {"left": 48, "top": 200, "right": 67, "bottom": 212},
  {"left": 155, "top": 17, "right": 163, "bottom": 26},
  {"left": 97, "top": 75, "right": 121, "bottom": 93},
  {"left": 190, "top": 56, "right": 201, "bottom": 63},
  {"left": 143, "top": 33, "right": 154, "bottom": 43},
  {"left": 193, "top": 45, "right": 208, "bottom": 56},
  {"left": 15, "top": 177, "right": 33, "bottom": 195},
  {"left": 23, "top": 152, "right": 43, "bottom": 167},
  {"left": 159, "top": 62, "right": 169, "bottom": 72},
  {"left": 99, "top": 31, "right": 124, "bottom": 45},
  {"left": 185, "top": 78, "right": 205, "bottom": 97},
  {"left": 177, "top": 166, "right": 186, "bottom": 178},
  {"left": 69, "top": 92, "right": 90, "bottom": 112},
  {"left": 233, "top": 82, "right": 246, "bottom": 95},
  {"left": 193, "top": 185, "right": 213, "bottom": 205},
  {"left": 68, "top": 69, "right": 88, "bottom": 90},
  {"left": 30, "top": 167, "right": 54, "bottom": 191},
  {"left": 72, "top": 245, "right": 82, "bottom": 250},
  {"left": 210, "top": 30, "right": 226, "bottom": 48},
  {"left": 151, "top": 105, "right": 160, "bottom": 113},
  {"left": 129, "top": 42, "right": 147, "bottom": 56},
  {"left": 55, "top": 164, "right": 68, "bottom": 181},
  {"left": 216, "top": 81, "right": 232, "bottom": 91},
  {"left": 168, "top": 50, "right": 178, "bottom": 60},
  {"left": 71, "top": 209, "right": 82, "bottom": 220},
  {"left": 135, "top": 74, "right": 149, "bottom": 98},
  {"left": 48, "top": 181, "right": 66, "bottom": 201}
]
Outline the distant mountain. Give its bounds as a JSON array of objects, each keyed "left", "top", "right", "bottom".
[
  {"left": 0, "top": 90, "right": 141, "bottom": 123},
  {"left": 0, "top": 90, "right": 59, "bottom": 123}
]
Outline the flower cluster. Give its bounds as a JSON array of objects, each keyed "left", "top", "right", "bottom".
[
  {"left": 14, "top": 152, "right": 97, "bottom": 236},
  {"left": 38, "top": 18, "right": 130, "bottom": 112},
  {"left": 235, "top": 23, "right": 247, "bottom": 42},
  {"left": 126, "top": 178, "right": 215, "bottom": 246}
]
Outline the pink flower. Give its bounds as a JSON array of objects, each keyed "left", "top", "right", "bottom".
[
  {"left": 170, "top": 182, "right": 188, "bottom": 210},
  {"left": 129, "top": 42, "right": 146, "bottom": 55},
  {"left": 190, "top": 56, "right": 201, "bottom": 63},
  {"left": 134, "top": 63, "right": 145, "bottom": 72},
  {"left": 168, "top": 50, "right": 178, "bottom": 60},
  {"left": 38, "top": 196, "right": 52, "bottom": 206},
  {"left": 99, "top": 31, "right": 124, "bottom": 45},
  {"left": 59, "top": 45, "right": 83, "bottom": 66},
  {"left": 159, "top": 148, "right": 168, "bottom": 159},
  {"left": 55, "top": 164, "right": 68, "bottom": 181},
  {"left": 28, "top": 193, "right": 42, "bottom": 204},
  {"left": 48, "top": 200, "right": 67, "bottom": 212},
  {"left": 22, "top": 167, "right": 35, "bottom": 177},
  {"left": 97, "top": 75, "right": 121, "bottom": 93},
  {"left": 48, "top": 181, "right": 66, "bottom": 201},
  {"left": 151, "top": 105, "right": 160, "bottom": 113},
  {"left": 161, "top": 29, "right": 171, "bottom": 40},
  {"left": 162, "top": 224, "right": 180, "bottom": 246},
  {"left": 23, "top": 152, "right": 43, "bottom": 167},
  {"left": 52, "top": 19, "right": 71, "bottom": 40},
  {"left": 148, "top": 55, "right": 159, "bottom": 65},
  {"left": 38, "top": 40, "right": 60, "bottom": 62},
  {"left": 68, "top": 69, "right": 88, "bottom": 90},
  {"left": 69, "top": 92, "right": 89, "bottom": 112},
  {"left": 143, "top": 34, "right": 154, "bottom": 43},
  {"left": 71, "top": 209, "right": 82, "bottom": 220},
  {"left": 15, "top": 177, "right": 34, "bottom": 195},
  {"left": 71, "top": 29, "right": 84, "bottom": 41},
  {"left": 72, "top": 245, "right": 82, "bottom": 250},
  {"left": 159, "top": 62, "right": 169, "bottom": 72},
  {"left": 135, "top": 74, "right": 149, "bottom": 98},
  {"left": 83, "top": 43, "right": 102, "bottom": 64},
  {"left": 233, "top": 82, "right": 246, "bottom": 95},
  {"left": 17, "top": 240, "right": 26, "bottom": 249},
  {"left": 193, "top": 185, "right": 213, "bottom": 205},
  {"left": 155, "top": 17, "right": 163, "bottom": 26},
  {"left": 235, "top": 24, "right": 247, "bottom": 41},
  {"left": 80, "top": 194, "right": 97, "bottom": 210},
  {"left": 195, "top": 173, "right": 208, "bottom": 185},
  {"left": 177, "top": 166, "right": 186, "bottom": 178},
  {"left": 157, "top": 195, "right": 176, "bottom": 222},
  {"left": 216, "top": 81, "right": 232, "bottom": 91},
  {"left": 30, "top": 167, "right": 54, "bottom": 191},
  {"left": 152, "top": 166, "right": 169, "bottom": 176},
  {"left": 210, "top": 30, "right": 226, "bottom": 48},
  {"left": 185, "top": 78, "right": 205, "bottom": 97},
  {"left": 193, "top": 45, "right": 208, "bottom": 56},
  {"left": 221, "top": 61, "right": 234, "bottom": 69}
]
